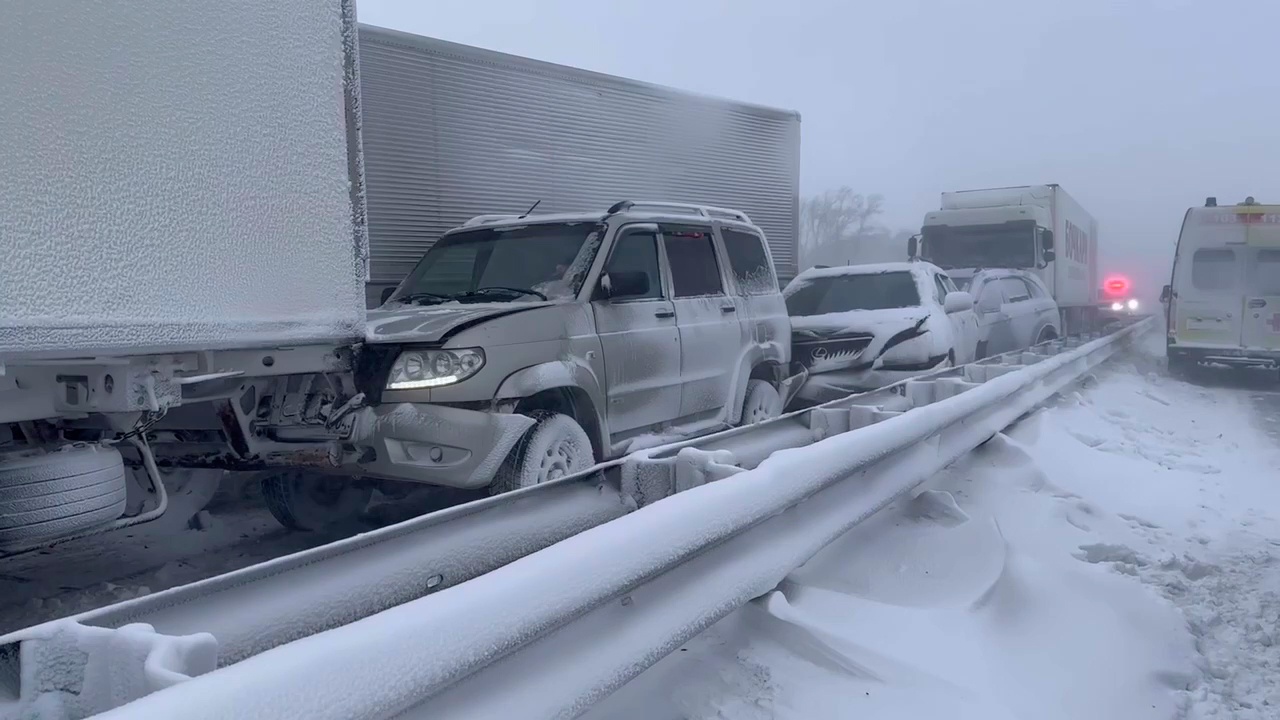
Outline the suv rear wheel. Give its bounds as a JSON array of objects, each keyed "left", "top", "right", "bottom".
[{"left": 490, "top": 412, "right": 595, "bottom": 495}]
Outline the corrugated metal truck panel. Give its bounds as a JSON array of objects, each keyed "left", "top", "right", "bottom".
[{"left": 357, "top": 25, "right": 801, "bottom": 304}]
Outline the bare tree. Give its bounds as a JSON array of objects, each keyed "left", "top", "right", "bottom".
[{"left": 799, "top": 187, "right": 885, "bottom": 268}]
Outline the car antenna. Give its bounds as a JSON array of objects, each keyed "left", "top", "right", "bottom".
[{"left": 519, "top": 200, "right": 541, "bottom": 219}]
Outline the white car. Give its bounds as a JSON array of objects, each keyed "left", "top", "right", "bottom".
[
  {"left": 784, "top": 261, "right": 979, "bottom": 404},
  {"left": 947, "top": 269, "right": 1061, "bottom": 358}
]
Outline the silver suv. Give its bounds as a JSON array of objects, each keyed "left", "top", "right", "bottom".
[{"left": 292, "top": 201, "right": 794, "bottom": 519}]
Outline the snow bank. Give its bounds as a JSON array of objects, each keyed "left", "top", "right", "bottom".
[
  {"left": 0, "top": 0, "right": 366, "bottom": 359},
  {"left": 591, "top": 345, "right": 1280, "bottom": 719}
]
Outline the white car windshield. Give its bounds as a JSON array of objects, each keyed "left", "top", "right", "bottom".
[
  {"left": 786, "top": 272, "right": 920, "bottom": 315},
  {"left": 391, "top": 222, "right": 603, "bottom": 305}
]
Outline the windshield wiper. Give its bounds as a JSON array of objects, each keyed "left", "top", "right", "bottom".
[
  {"left": 398, "top": 291, "right": 450, "bottom": 305},
  {"left": 457, "top": 286, "right": 549, "bottom": 301}
]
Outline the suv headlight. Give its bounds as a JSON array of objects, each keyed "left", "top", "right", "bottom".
[{"left": 386, "top": 348, "right": 485, "bottom": 390}]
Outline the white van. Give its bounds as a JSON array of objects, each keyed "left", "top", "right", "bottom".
[{"left": 1163, "top": 197, "right": 1280, "bottom": 373}]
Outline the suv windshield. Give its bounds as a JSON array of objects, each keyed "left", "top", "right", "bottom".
[
  {"left": 786, "top": 271, "right": 920, "bottom": 316},
  {"left": 922, "top": 224, "right": 1036, "bottom": 269},
  {"left": 390, "top": 222, "right": 603, "bottom": 305}
]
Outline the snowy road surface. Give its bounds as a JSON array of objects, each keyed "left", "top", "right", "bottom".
[{"left": 587, "top": 342, "right": 1280, "bottom": 719}]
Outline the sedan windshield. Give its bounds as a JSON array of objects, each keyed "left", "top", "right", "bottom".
[
  {"left": 785, "top": 271, "right": 920, "bottom": 316},
  {"left": 391, "top": 222, "right": 603, "bottom": 305}
]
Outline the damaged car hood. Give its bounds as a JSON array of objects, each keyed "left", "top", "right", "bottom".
[
  {"left": 791, "top": 308, "right": 930, "bottom": 374},
  {"left": 365, "top": 301, "right": 553, "bottom": 345}
]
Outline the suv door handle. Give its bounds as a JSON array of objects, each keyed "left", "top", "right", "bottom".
[
  {"left": 654, "top": 310, "right": 675, "bottom": 319},
  {"left": 721, "top": 305, "right": 737, "bottom": 314}
]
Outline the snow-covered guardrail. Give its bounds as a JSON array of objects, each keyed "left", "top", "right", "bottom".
[{"left": 47, "top": 317, "right": 1151, "bottom": 720}]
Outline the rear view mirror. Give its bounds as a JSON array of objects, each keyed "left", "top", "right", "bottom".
[
  {"left": 1042, "top": 249, "right": 1056, "bottom": 263},
  {"left": 907, "top": 235, "right": 919, "bottom": 259},
  {"left": 380, "top": 287, "right": 396, "bottom": 305},
  {"left": 602, "top": 271, "right": 650, "bottom": 300},
  {"left": 1160, "top": 285, "right": 1172, "bottom": 302},
  {"left": 943, "top": 291, "right": 974, "bottom": 314}
]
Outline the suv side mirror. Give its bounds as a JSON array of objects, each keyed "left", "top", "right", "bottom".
[
  {"left": 943, "top": 291, "right": 974, "bottom": 314},
  {"left": 907, "top": 235, "right": 919, "bottom": 259},
  {"left": 601, "top": 271, "right": 650, "bottom": 300},
  {"left": 380, "top": 287, "right": 396, "bottom": 305},
  {"left": 1042, "top": 249, "right": 1056, "bottom": 263},
  {"left": 1160, "top": 285, "right": 1172, "bottom": 302}
]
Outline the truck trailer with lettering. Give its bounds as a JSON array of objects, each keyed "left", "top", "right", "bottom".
[{"left": 912, "top": 184, "right": 1100, "bottom": 334}]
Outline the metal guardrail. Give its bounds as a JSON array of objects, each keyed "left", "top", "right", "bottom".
[{"left": 51, "top": 317, "right": 1154, "bottom": 720}]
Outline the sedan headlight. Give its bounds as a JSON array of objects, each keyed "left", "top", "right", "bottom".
[{"left": 386, "top": 348, "right": 485, "bottom": 390}]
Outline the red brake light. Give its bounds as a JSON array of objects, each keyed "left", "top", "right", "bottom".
[{"left": 1103, "top": 275, "right": 1130, "bottom": 296}]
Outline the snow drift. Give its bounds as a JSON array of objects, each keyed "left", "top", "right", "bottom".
[{"left": 0, "top": 0, "right": 367, "bottom": 359}]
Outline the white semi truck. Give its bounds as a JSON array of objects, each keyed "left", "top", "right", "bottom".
[
  {"left": 911, "top": 184, "right": 1101, "bottom": 334},
  {"left": 0, "top": 0, "right": 369, "bottom": 551},
  {"left": 1, "top": 8, "right": 802, "bottom": 549}
]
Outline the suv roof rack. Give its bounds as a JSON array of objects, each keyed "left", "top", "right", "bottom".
[{"left": 606, "top": 200, "right": 753, "bottom": 225}]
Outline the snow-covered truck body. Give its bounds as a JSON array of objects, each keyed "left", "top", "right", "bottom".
[
  {"left": 917, "top": 184, "right": 1100, "bottom": 334},
  {"left": 356, "top": 24, "right": 802, "bottom": 305},
  {"left": 0, "top": 1, "right": 367, "bottom": 550}
]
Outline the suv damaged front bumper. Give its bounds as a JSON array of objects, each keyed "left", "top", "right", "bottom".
[{"left": 346, "top": 403, "right": 536, "bottom": 489}]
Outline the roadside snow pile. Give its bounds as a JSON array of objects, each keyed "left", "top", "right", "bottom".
[{"left": 589, "top": 352, "right": 1280, "bottom": 719}]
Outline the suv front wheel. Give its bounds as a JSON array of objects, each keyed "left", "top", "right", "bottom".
[{"left": 490, "top": 412, "right": 595, "bottom": 495}]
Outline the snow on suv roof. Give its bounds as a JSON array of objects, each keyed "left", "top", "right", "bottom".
[{"left": 456, "top": 201, "right": 762, "bottom": 234}]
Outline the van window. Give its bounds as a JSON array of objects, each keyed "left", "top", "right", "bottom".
[
  {"left": 663, "top": 228, "right": 724, "bottom": 297},
  {"left": 1250, "top": 249, "right": 1280, "bottom": 295},
  {"left": 721, "top": 229, "right": 777, "bottom": 295},
  {"left": 1191, "top": 249, "right": 1238, "bottom": 291}
]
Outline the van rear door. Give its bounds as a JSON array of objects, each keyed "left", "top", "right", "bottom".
[
  {"left": 1172, "top": 212, "right": 1246, "bottom": 348},
  {"left": 1240, "top": 209, "right": 1280, "bottom": 350}
]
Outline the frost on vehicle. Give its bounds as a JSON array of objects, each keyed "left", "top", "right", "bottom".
[
  {"left": 785, "top": 262, "right": 978, "bottom": 403},
  {"left": 0, "top": 0, "right": 368, "bottom": 359}
]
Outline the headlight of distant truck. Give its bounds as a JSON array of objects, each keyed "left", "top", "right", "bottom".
[
  {"left": 1127, "top": 299, "right": 1139, "bottom": 311},
  {"left": 386, "top": 348, "right": 485, "bottom": 390}
]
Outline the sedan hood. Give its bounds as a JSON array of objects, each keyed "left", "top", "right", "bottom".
[{"left": 365, "top": 301, "right": 554, "bottom": 345}]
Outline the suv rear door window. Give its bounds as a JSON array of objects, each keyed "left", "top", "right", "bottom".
[
  {"left": 663, "top": 228, "right": 724, "bottom": 297},
  {"left": 1191, "top": 249, "right": 1238, "bottom": 291},
  {"left": 721, "top": 228, "right": 777, "bottom": 295},
  {"left": 1000, "top": 277, "right": 1032, "bottom": 303}
]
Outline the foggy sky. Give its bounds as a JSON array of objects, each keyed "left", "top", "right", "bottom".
[{"left": 359, "top": 0, "right": 1278, "bottom": 297}]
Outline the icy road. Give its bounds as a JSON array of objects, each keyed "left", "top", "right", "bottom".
[{"left": 586, "top": 337, "right": 1280, "bottom": 720}]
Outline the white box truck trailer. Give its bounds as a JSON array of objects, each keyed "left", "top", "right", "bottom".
[
  {"left": 0, "top": 0, "right": 368, "bottom": 551},
  {"left": 913, "top": 184, "right": 1100, "bottom": 334},
  {"left": 356, "top": 25, "right": 803, "bottom": 305}
]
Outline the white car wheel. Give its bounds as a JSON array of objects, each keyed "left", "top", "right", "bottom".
[
  {"left": 741, "top": 379, "right": 784, "bottom": 425},
  {"left": 0, "top": 445, "right": 127, "bottom": 548},
  {"left": 491, "top": 413, "right": 595, "bottom": 495}
]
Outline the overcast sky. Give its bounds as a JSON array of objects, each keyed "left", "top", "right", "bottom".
[{"left": 359, "top": 0, "right": 1277, "bottom": 293}]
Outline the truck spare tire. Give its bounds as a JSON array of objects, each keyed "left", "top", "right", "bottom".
[{"left": 0, "top": 444, "right": 128, "bottom": 548}]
